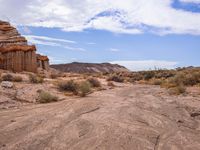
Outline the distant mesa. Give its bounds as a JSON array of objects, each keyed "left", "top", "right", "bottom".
[
  {"left": 0, "top": 20, "right": 49, "bottom": 73},
  {"left": 51, "top": 62, "right": 129, "bottom": 73}
]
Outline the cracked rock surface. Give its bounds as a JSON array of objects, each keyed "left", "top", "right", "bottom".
[{"left": 0, "top": 84, "right": 200, "bottom": 150}]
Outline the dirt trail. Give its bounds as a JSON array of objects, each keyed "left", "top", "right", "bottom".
[{"left": 0, "top": 84, "right": 200, "bottom": 150}]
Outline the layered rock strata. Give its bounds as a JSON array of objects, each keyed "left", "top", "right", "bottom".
[
  {"left": 0, "top": 21, "right": 48, "bottom": 73},
  {"left": 37, "top": 54, "right": 49, "bottom": 70}
]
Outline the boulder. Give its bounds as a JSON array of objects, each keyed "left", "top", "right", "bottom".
[{"left": 1, "top": 81, "right": 14, "bottom": 88}]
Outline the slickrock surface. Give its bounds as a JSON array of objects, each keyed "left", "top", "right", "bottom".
[{"left": 0, "top": 84, "right": 200, "bottom": 150}]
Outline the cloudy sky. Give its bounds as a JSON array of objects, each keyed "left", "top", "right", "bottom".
[{"left": 0, "top": 0, "right": 200, "bottom": 71}]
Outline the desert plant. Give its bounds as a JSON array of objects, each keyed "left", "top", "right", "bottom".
[
  {"left": 168, "top": 84, "right": 186, "bottom": 95},
  {"left": 143, "top": 71, "right": 155, "bottom": 80},
  {"left": 87, "top": 78, "right": 101, "bottom": 87},
  {"left": 29, "top": 74, "right": 44, "bottom": 83},
  {"left": 183, "top": 72, "right": 200, "bottom": 86},
  {"left": 151, "top": 78, "right": 163, "bottom": 85},
  {"left": 78, "top": 81, "right": 91, "bottom": 97},
  {"left": 1, "top": 74, "right": 13, "bottom": 81},
  {"left": 38, "top": 91, "right": 58, "bottom": 103},
  {"left": 13, "top": 76, "right": 23, "bottom": 82},
  {"left": 107, "top": 74, "right": 124, "bottom": 83},
  {"left": 58, "top": 80, "right": 78, "bottom": 94}
]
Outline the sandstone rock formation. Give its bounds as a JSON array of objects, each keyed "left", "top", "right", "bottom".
[
  {"left": 0, "top": 20, "right": 49, "bottom": 73},
  {"left": 37, "top": 54, "right": 49, "bottom": 70}
]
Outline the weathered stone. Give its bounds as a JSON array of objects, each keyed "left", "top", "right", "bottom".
[
  {"left": 36, "top": 54, "right": 50, "bottom": 70},
  {"left": 0, "top": 20, "right": 49, "bottom": 73},
  {"left": 1, "top": 81, "right": 14, "bottom": 88}
]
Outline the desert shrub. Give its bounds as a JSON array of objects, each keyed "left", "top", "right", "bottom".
[
  {"left": 78, "top": 81, "right": 91, "bottom": 97},
  {"left": 183, "top": 72, "right": 200, "bottom": 86},
  {"left": 130, "top": 73, "right": 143, "bottom": 82},
  {"left": 50, "top": 73, "right": 59, "bottom": 79},
  {"left": 1, "top": 74, "right": 13, "bottom": 81},
  {"left": 58, "top": 80, "right": 78, "bottom": 94},
  {"left": 167, "top": 73, "right": 185, "bottom": 86},
  {"left": 29, "top": 74, "right": 44, "bottom": 83},
  {"left": 87, "top": 78, "right": 101, "bottom": 87},
  {"left": 143, "top": 71, "right": 155, "bottom": 80},
  {"left": 152, "top": 78, "right": 163, "bottom": 85},
  {"left": 38, "top": 91, "right": 58, "bottom": 103},
  {"left": 50, "top": 72, "right": 63, "bottom": 79},
  {"left": 107, "top": 74, "right": 124, "bottom": 83},
  {"left": 13, "top": 76, "right": 23, "bottom": 82},
  {"left": 168, "top": 84, "right": 186, "bottom": 95}
]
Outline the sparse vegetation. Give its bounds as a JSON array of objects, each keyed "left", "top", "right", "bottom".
[
  {"left": 168, "top": 85, "right": 186, "bottom": 95},
  {"left": 87, "top": 78, "right": 101, "bottom": 87},
  {"left": 1, "top": 74, "right": 23, "bottom": 82},
  {"left": 1, "top": 74, "right": 13, "bottom": 81},
  {"left": 58, "top": 80, "right": 78, "bottom": 94},
  {"left": 29, "top": 74, "right": 44, "bottom": 83},
  {"left": 107, "top": 74, "right": 124, "bottom": 83},
  {"left": 151, "top": 78, "right": 163, "bottom": 85},
  {"left": 13, "top": 76, "right": 23, "bottom": 82},
  {"left": 78, "top": 81, "right": 91, "bottom": 97},
  {"left": 38, "top": 90, "right": 58, "bottom": 103},
  {"left": 57, "top": 79, "right": 92, "bottom": 97}
]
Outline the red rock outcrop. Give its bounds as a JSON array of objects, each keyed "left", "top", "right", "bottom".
[
  {"left": 36, "top": 54, "right": 49, "bottom": 70},
  {"left": 0, "top": 21, "right": 49, "bottom": 73}
]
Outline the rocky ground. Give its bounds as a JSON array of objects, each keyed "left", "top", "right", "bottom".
[{"left": 0, "top": 81, "right": 200, "bottom": 150}]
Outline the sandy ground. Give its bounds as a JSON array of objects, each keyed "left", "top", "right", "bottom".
[{"left": 0, "top": 84, "right": 200, "bottom": 150}]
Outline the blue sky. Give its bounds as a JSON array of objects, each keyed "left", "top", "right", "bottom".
[{"left": 0, "top": 0, "right": 200, "bottom": 71}]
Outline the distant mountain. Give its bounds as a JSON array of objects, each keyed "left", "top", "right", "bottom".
[{"left": 50, "top": 62, "right": 129, "bottom": 73}]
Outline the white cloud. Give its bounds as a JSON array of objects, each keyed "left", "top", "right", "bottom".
[
  {"left": 180, "top": 0, "right": 200, "bottom": 3},
  {"left": 110, "top": 60, "right": 178, "bottom": 71},
  {"left": 1, "top": 0, "right": 200, "bottom": 35},
  {"left": 25, "top": 35, "right": 76, "bottom": 44},
  {"left": 24, "top": 35, "right": 85, "bottom": 51},
  {"left": 109, "top": 48, "right": 120, "bottom": 52}
]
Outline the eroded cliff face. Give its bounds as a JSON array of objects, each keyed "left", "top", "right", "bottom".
[
  {"left": 0, "top": 21, "right": 27, "bottom": 46},
  {"left": 37, "top": 54, "right": 50, "bottom": 70},
  {"left": 0, "top": 21, "right": 48, "bottom": 73}
]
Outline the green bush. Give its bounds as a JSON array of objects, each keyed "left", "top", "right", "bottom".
[
  {"left": 29, "top": 74, "right": 44, "bottom": 83},
  {"left": 38, "top": 91, "right": 58, "bottom": 103},
  {"left": 78, "top": 81, "right": 91, "bottom": 97},
  {"left": 87, "top": 78, "right": 101, "bottom": 87},
  {"left": 58, "top": 80, "right": 78, "bottom": 94},
  {"left": 1, "top": 74, "right": 13, "bottom": 81}
]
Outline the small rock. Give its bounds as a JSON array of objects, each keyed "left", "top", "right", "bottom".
[
  {"left": 1, "top": 81, "right": 14, "bottom": 88},
  {"left": 190, "top": 112, "right": 200, "bottom": 118},
  {"left": 10, "top": 120, "right": 16, "bottom": 122}
]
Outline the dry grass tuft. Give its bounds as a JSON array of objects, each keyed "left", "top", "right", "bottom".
[
  {"left": 87, "top": 78, "right": 101, "bottom": 87},
  {"left": 38, "top": 90, "right": 58, "bottom": 103},
  {"left": 29, "top": 74, "right": 44, "bottom": 83}
]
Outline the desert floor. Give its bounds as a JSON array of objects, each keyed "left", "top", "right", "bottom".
[{"left": 0, "top": 84, "right": 200, "bottom": 150}]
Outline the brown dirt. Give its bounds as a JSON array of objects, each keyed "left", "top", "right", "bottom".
[{"left": 0, "top": 84, "right": 200, "bottom": 150}]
